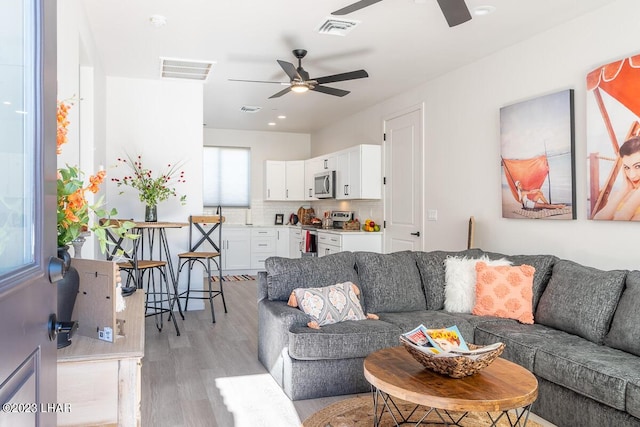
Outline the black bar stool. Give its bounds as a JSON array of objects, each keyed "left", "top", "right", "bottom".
[{"left": 175, "top": 210, "right": 227, "bottom": 323}]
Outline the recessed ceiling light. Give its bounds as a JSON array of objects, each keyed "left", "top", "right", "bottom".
[
  {"left": 268, "top": 122, "right": 276, "bottom": 126},
  {"left": 473, "top": 5, "right": 496, "bottom": 16},
  {"left": 277, "top": 115, "right": 286, "bottom": 119},
  {"left": 149, "top": 14, "right": 167, "bottom": 28}
]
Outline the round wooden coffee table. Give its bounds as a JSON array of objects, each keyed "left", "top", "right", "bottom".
[{"left": 363, "top": 346, "right": 538, "bottom": 426}]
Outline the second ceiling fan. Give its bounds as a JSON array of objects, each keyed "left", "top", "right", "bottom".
[
  {"left": 229, "top": 49, "right": 369, "bottom": 99},
  {"left": 332, "top": 0, "right": 472, "bottom": 28}
]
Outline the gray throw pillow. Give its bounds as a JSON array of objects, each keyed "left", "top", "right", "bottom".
[
  {"left": 265, "top": 252, "right": 357, "bottom": 301},
  {"left": 535, "top": 259, "right": 626, "bottom": 344},
  {"left": 604, "top": 271, "right": 640, "bottom": 356},
  {"left": 355, "top": 251, "right": 426, "bottom": 313}
]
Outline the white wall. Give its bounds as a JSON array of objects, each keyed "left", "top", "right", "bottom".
[
  {"left": 311, "top": 0, "right": 640, "bottom": 270},
  {"left": 57, "top": 0, "right": 108, "bottom": 258},
  {"left": 204, "top": 128, "right": 311, "bottom": 225},
  {"left": 104, "top": 77, "right": 203, "bottom": 222}
]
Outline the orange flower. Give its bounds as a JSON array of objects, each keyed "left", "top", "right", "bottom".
[
  {"left": 88, "top": 170, "right": 106, "bottom": 193},
  {"left": 67, "top": 189, "right": 86, "bottom": 210}
]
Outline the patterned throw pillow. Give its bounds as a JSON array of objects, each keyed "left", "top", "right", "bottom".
[
  {"left": 472, "top": 262, "right": 536, "bottom": 324},
  {"left": 289, "top": 282, "right": 367, "bottom": 327}
]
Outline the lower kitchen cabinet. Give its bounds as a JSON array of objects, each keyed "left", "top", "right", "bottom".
[
  {"left": 222, "top": 228, "right": 251, "bottom": 271},
  {"left": 317, "top": 231, "right": 382, "bottom": 257},
  {"left": 251, "top": 228, "right": 276, "bottom": 269}
]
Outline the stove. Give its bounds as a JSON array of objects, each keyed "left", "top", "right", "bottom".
[{"left": 330, "top": 211, "right": 354, "bottom": 229}]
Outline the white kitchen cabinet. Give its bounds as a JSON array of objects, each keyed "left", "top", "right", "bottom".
[
  {"left": 251, "top": 228, "right": 276, "bottom": 269},
  {"left": 264, "top": 160, "right": 286, "bottom": 200},
  {"left": 264, "top": 160, "right": 304, "bottom": 201},
  {"left": 276, "top": 227, "right": 290, "bottom": 257},
  {"left": 285, "top": 160, "right": 305, "bottom": 200},
  {"left": 222, "top": 228, "right": 251, "bottom": 271},
  {"left": 316, "top": 230, "right": 383, "bottom": 257},
  {"left": 289, "top": 227, "right": 302, "bottom": 258},
  {"left": 304, "top": 157, "right": 323, "bottom": 201},
  {"left": 335, "top": 144, "right": 382, "bottom": 200}
]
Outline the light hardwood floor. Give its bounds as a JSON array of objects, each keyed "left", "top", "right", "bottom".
[{"left": 141, "top": 280, "right": 555, "bottom": 426}]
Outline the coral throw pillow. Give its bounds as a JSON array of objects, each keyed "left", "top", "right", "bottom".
[
  {"left": 289, "top": 282, "right": 367, "bottom": 327},
  {"left": 472, "top": 262, "right": 536, "bottom": 324}
]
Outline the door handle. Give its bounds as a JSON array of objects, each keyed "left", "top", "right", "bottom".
[{"left": 410, "top": 231, "right": 421, "bottom": 237}]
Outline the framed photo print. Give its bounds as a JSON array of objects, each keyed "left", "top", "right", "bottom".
[
  {"left": 587, "top": 53, "right": 640, "bottom": 220},
  {"left": 500, "top": 89, "right": 576, "bottom": 220},
  {"left": 274, "top": 214, "right": 284, "bottom": 225}
]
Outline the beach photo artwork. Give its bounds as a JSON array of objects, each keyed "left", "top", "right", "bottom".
[
  {"left": 587, "top": 54, "right": 640, "bottom": 221},
  {"left": 500, "top": 89, "right": 576, "bottom": 220}
]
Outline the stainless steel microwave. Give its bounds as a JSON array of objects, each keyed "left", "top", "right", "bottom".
[{"left": 314, "top": 170, "right": 335, "bottom": 199}]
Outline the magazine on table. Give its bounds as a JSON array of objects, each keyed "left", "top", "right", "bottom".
[{"left": 401, "top": 324, "right": 503, "bottom": 359}]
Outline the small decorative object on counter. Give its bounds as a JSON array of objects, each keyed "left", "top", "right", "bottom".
[
  {"left": 343, "top": 219, "right": 360, "bottom": 230},
  {"left": 275, "top": 213, "right": 284, "bottom": 225}
]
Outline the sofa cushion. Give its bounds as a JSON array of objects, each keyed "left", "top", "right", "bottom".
[
  {"left": 481, "top": 251, "right": 557, "bottom": 311},
  {"left": 535, "top": 259, "right": 626, "bottom": 344},
  {"left": 376, "top": 310, "right": 475, "bottom": 345},
  {"left": 415, "top": 249, "right": 485, "bottom": 310},
  {"left": 472, "top": 262, "right": 535, "bottom": 324},
  {"left": 474, "top": 319, "right": 555, "bottom": 372},
  {"left": 534, "top": 332, "right": 638, "bottom": 411},
  {"left": 288, "top": 319, "right": 400, "bottom": 360},
  {"left": 289, "top": 282, "right": 367, "bottom": 327},
  {"left": 444, "top": 256, "right": 512, "bottom": 313},
  {"left": 627, "top": 378, "right": 640, "bottom": 419},
  {"left": 265, "top": 252, "right": 357, "bottom": 301},
  {"left": 605, "top": 270, "right": 640, "bottom": 356},
  {"left": 355, "top": 251, "right": 425, "bottom": 313}
]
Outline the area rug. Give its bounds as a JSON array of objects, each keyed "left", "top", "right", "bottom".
[
  {"left": 210, "top": 274, "right": 256, "bottom": 282},
  {"left": 302, "top": 396, "right": 543, "bottom": 427}
]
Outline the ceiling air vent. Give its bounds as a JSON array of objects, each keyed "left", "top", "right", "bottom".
[
  {"left": 160, "top": 57, "right": 215, "bottom": 81},
  {"left": 240, "top": 106, "right": 262, "bottom": 113},
  {"left": 316, "top": 17, "right": 360, "bottom": 36}
]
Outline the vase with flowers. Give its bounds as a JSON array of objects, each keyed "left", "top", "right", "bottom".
[
  {"left": 112, "top": 154, "right": 186, "bottom": 222},
  {"left": 56, "top": 99, "right": 134, "bottom": 348}
]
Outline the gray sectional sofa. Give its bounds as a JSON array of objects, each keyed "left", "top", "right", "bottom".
[{"left": 257, "top": 249, "right": 640, "bottom": 427}]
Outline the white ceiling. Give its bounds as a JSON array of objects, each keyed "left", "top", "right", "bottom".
[{"left": 80, "top": 0, "right": 617, "bottom": 134}]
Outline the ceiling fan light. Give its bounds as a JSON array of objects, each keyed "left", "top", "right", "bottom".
[{"left": 291, "top": 85, "right": 309, "bottom": 93}]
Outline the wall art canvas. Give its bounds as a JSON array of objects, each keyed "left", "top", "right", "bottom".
[
  {"left": 587, "top": 54, "right": 640, "bottom": 221},
  {"left": 500, "top": 90, "right": 576, "bottom": 220}
]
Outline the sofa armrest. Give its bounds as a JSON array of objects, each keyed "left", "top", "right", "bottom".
[
  {"left": 257, "top": 271, "right": 268, "bottom": 302},
  {"left": 258, "top": 299, "right": 311, "bottom": 386}
]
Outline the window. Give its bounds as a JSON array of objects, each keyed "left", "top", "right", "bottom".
[{"left": 203, "top": 146, "right": 250, "bottom": 207}]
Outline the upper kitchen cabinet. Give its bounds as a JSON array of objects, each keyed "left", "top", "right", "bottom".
[
  {"left": 264, "top": 160, "right": 305, "bottom": 201},
  {"left": 335, "top": 144, "right": 382, "bottom": 200}
]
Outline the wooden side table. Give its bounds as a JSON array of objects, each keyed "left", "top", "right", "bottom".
[
  {"left": 363, "top": 346, "right": 538, "bottom": 426},
  {"left": 57, "top": 291, "right": 145, "bottom": 427}
]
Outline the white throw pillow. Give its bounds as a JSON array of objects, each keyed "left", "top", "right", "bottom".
[{"left": 444, "top": 255, "right": 512, "bottom": 313}]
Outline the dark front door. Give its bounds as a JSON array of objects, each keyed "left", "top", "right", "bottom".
[{"left": 0, "top": 1, "right": 58, "bottom": 426}]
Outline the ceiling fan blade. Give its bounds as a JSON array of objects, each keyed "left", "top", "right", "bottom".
[
  {"left": 311, "top": 85, "right": 350, "bottom": 97},
  {"left": 314, "top": 70, "right": 369, "bottom": 85},
  {"left": 332, "top": 0, "right": 383, "bottom": 15},
  {"left": 228, "top": 79, "right": 288, "bottom": 85},
  {"left": 277, "top": 60, "right": 301, "bottom": 81},
  {"left": 268, "top": 87, "right": 292, "bottom": 99},
  {"left": 437, "top": 0, "right": 472, "bottom": 27}
]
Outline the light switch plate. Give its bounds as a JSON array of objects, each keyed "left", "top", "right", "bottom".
[{"left": 427, "top": 209, "right": 438, "bottom": 221}]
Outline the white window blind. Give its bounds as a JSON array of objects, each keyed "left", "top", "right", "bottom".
[{"left": 203, "top": 146, "right": 251, "bottom": 207}]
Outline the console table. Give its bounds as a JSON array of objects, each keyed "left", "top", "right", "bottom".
[{"left": 57, "top": 290, "right": 145, "bottom": 427}]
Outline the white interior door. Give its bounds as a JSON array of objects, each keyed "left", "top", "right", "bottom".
[
  {"left": 0, "top": 1, "right": 58, "bottom": 426},
  {"left": 383, "top": 107, "right": 424, "bottom": 253}
]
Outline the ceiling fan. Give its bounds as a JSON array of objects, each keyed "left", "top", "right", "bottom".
[
  {"left": 332, "top": 0, "right": 472, "bottom": 27},
  {"left": 229, "top": 49, "right": 369, "bottom": 99}
]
